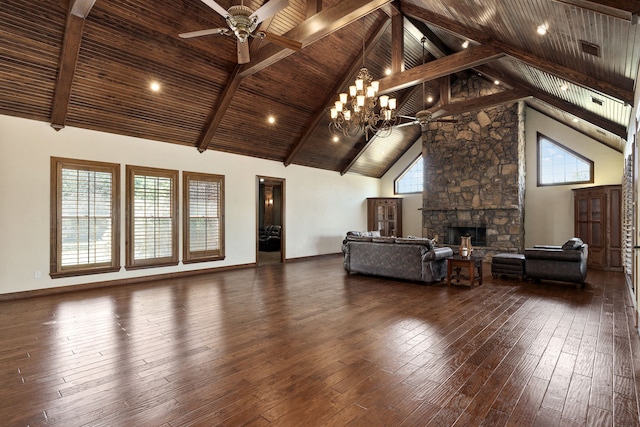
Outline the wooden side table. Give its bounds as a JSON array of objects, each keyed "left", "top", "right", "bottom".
[{"left": 447, "top": 256, "right": 483, "bottom": 287}]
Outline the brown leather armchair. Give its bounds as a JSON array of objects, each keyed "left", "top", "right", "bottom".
[
  {"left": 524, "top": 238, "right": 588, "bottom": 288},
  {"left": 259, "top": 225, "right": 281, "bottom": 251}
]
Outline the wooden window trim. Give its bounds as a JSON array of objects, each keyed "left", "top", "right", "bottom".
[
  {"left": 537, "top": 132, "right": 594, "bottom": 187},
  {"left": 394, "top": 154, "right": 423, "bottom": 195},
  {"left": 125, "top": 165, "right": 179, "bottom": 270},
  {"left": 182, "top": 171, "right": 225, "bottom": 264},
  {"left": 50, "top": 157, "right": 121, "bottom": 278}
]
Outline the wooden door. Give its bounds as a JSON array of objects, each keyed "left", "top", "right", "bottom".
[{"left": 575, "top": 189, "right": 606, "bottom": 269}]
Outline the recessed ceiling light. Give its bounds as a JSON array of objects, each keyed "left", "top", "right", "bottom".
[
  {"left": 462, "top": 40, "right": 469, "bottom": 49},
  {"left": 494, "top": 80, "right": 500, "bottom": 85},
  {"left": 267, "top": 116, "right": 275, "bottom": 124},
  {"left": 536, "top": 25, "right": 547, "bottom": 35},
  {"left": 572, "top": 118, "right": 579, "bottom": 122},
  {"left": 149, "top": 81, "right": 160, "bottom": 92},
  {"left": 560, "top": 84, "right": 568, "bottom": 91},
  {"left": 427, "top": 96, "right": 433, "bottom": 103},
  {"left": 385, "top": 68, "right": 392, "bottom": 76},
  {"left": 332, "top": 136, "right": 339, "bottom": 143}
]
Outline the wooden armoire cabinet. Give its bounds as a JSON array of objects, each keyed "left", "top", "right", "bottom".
[
  {"left": 573, "top": 185, "right": 622, "bottom": 271},
  {"left": 367, "top": 198, "right": 402, "bottom": 237}
]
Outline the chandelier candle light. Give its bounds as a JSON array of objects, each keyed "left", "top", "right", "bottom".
[
  {"left": 329, "top": 25, "right": 398, "bottom": 140},
  {"left": 329, "top": 68, "right": 397, "bottom": 140}
]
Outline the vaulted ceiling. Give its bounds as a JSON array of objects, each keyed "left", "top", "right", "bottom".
[{"left": 1, "top": 0, "right": 639, "bottom": 178}]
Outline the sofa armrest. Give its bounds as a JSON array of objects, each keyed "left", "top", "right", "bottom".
[
  {"left": 533, "top": 245, "right": 562, "bottom": 249},
  {"left": 524, "top": 248, "right": 584, "bottom": 262},
  {"left": 424, "top": 246, "right": 454, "bottom": 261}
]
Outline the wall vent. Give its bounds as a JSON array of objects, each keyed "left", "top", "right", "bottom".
[
  {"left": 580, "top": 40, "right": 600, "bottom": 57},
  {"left": 591, "top": 97, "right": 603, "bottom": 106}
]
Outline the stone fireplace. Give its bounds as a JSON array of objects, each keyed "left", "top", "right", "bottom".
[
  {"left": 444, "top": 224, "right": 487, "bottom": 247},
  {"left": 421, "top": 76, "right": 526, "bottom": 256}
]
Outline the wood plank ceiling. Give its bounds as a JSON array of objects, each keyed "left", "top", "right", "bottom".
[{"left": 1, "top": 0, "right": 638, "bottom": 178}]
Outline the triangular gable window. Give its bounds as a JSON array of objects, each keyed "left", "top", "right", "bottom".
[
  {"left": 395, "top": 155, "right": 423, "bottom": 194},
  {"left": 537, "top": 133, "right": 594, "bottom": 186}
]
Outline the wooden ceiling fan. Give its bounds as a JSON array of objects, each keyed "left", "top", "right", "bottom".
[{"left": 179, "top": 0, "right": 302, "bottom": 64}]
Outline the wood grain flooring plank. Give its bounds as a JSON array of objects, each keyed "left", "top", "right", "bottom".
[
  {"left": 562, "top": 372, "right": 591, "bottom": 423},
  {"left": 505, "top": 375, "right": 549, "bottom": 426},
  {"left": 0, "top": 257, "right": 638, "bottom": 426}
]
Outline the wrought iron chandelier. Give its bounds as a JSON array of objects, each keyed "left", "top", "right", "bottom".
[{"left": 329, "top": 26, "right": 398, "bottom": 140}]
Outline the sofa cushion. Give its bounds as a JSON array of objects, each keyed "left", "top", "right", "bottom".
[
  {"left": 561, "top": 238, "right": 583, "bottom": 251},
  {"left": 395, "top": 237, "right": 434, "bottom": 250},
  {"left": 372, "top": 237, "right": 396, "bottom": 243},
  {"left": 346, "top": 235, "right": 373, "bottom": 242}
]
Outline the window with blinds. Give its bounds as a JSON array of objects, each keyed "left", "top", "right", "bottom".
[
  {"left": 126, "top": 166, "right": 178, "bottom": 269},
  {"left": 183, "top": 172, "right": 225, "bottom": 263},
  {"left": 50, "top": 157, "right": 120, "bottom": 278},
  {"left": 622, "top": 155, "right": 634, "bottom": 289}
]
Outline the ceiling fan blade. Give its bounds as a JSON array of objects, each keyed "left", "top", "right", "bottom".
[
  {"left": 237, "top": 39, "right": 250, "bottom": 64},
  {"left": 198, "top": 0, "right": 229, "bottom": 18},
  {"left": 179, "top": 28, "right": 228, "bottom": 38},
  {"left": 250, "top": 0, "right": 289, "bottom": 24},
  {"left": 395, "top": 121, "right": 419, "bottom": 129},
  {"left": 262, "top": 31, "right": 302, "bottom": 51}
]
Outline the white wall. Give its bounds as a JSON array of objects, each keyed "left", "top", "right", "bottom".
[
  {"left": 524, "top": 108, "right": 624, "bottom": 247},
  {"left": 0, "top": 115, "right": 379, "bottom": 295},
  {"left": 380, "top": 138, "right": 423, "bottom": 237}
]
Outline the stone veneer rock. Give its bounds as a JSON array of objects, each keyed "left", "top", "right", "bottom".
[{"left": 421, "top": 76, "right": 526, "bottom": 256}]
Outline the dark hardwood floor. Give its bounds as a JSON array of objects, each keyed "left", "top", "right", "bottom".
[{"left": 1, "top": 255, "right": 640, "bottom": 426}]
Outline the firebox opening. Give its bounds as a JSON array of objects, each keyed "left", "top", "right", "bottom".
[{"left": 444, "top": 225, "right": 487, "bottom": 247}]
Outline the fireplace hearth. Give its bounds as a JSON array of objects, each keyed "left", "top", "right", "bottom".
[{"left": 444, "top": 225, "right": 487, "bottom": 247}]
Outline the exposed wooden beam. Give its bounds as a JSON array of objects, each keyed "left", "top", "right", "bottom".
[
  {"left": 404, "top": 17, "right": 467, "bottom": 80},
  {"left": 239, "top": 0, "right": 392, "bottom": 78},
  {"left": 196, "top": 19, "right": 274, "bottom": 152},
  {"left": 530, "top": 92, "right": 628, "bottom": 139},
  {"left": 439, "top": 75, "right": 450, "bottom": 106},
  {"left": 198, "top": 0, "right": 392, "bottom": 152},
  {"left": 472, "top": 64, "right": 628, "bottom": 139},
  {"left": 427, "top": 89, "right": 532, "bottom": 120},
  {"left": 377, "top": 45, "right": 505, "bottom": 95},
  {"left": 391, "top": 11, "right": 404, "bottom": 74},
  {"left": 550, "top": 0, "right": 640, "bottom": 20},
  {"left": 196, "top": 65, "right": 243, "bottom": 153},
  {"left": 50, "top": 0, "right": 95, "bottom": 130},
  {"left": 306, "top": 0, "right": 323, "bottom": 17},
  {"left": 402, "top": 3, "right": 635, "bottom": 105},
  {"left": 284, "top": 19, "right": 392, "bottom": 166}
]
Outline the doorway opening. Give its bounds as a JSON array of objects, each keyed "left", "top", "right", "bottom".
[{"left": 257, "top": 176, "right": 285, "bottom": 265}]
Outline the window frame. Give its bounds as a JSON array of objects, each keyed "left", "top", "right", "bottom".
[
  {"left": 394, "top": 154, "right": 424, "bottom": 195},
  {"left": 50, "top": 157, "right": 121, "bottom": 278},
  {"left": 182, "top": 171, "right": 225, "bottom": 264},
  {"left": 537, "top": 132, "right": 594, "bottom": 187},
  {"left": 125, "top": 165, "right": 179, "bottom": 270}
]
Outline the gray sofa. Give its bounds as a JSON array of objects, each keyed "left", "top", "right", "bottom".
[
  {"left": 342, "top": 234, "right": 453, "bottom": 283},
  {"left": 524, "top": 238, "right": 588, "bottom": 288}
]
